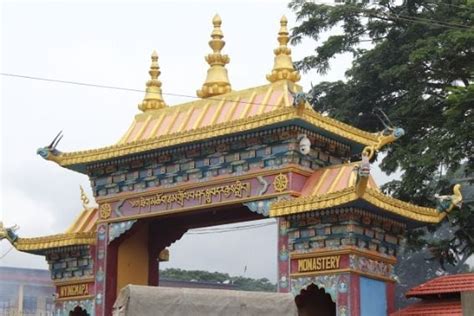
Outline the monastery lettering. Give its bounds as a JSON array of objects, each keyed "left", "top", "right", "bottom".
[
  {"left": 129, "top": 180, "right": 251, "bottom": 208},
  {"left": 58, "top": 283, "right": 90, "bottom": 299},
  {"left": 297, "top": 255, "right": 341, "bottom": 273}
]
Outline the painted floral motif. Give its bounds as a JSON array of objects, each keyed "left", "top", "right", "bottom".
[
  {"left": 338, "top": 275, "right": 348, "bottom": 293},
  {"left": 338, "top": 305, "right": 348, "bottom": 316},
  {"left": 96, "top": 267, "right": 104, "bottom": 283},
  {"left": 279, "top": 275, "right": 289, "bottom": 289},
  {"left": 99, "top": 203, "right": 112, "bottom": 219},
  {"left": 291, "top": 274, "right": 347, "bottom": 302},
  {"left": 97, "top": 226, "right": 106, "bottom": 241},
  {"left": 57, "top": 299, "right": 94, "bottom": 316},
  {"left": 95, "top": 293, "right": 103, "bottom": 305},
  {"left": 350, "top": 255, "right": 393, "bottom": 278},
  {"left": 279, "top": 245, "right": 289, "bottom": 261}
]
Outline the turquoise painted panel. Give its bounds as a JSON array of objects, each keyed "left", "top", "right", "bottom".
[{"left": 360, "top": 277, "right": 386, "bottom": 316}]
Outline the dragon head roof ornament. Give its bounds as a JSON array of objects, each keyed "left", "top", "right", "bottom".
[
  {"left": 0, "top": 221, "right": 19, "bottom": 244},
  {"left": 36, "top": 130, "right": 63, "bottom": 163},
  {"left": 362, "top": 108, "right": 405, "bottom": 160},
  {"left": 435, "top": 184, "right": 463, "bottom": 213}
]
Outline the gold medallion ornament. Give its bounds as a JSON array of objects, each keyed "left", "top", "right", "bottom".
[
  {"left": 273, "top": 173, "right": 289, "bottom": 192},
  {"left": 99, "top": 203, "right": 112, "bottom": 219}
]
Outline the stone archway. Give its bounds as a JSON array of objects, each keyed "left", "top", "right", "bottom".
[{"left": 295, "top": 283, "right": 336, "bottom": 316}]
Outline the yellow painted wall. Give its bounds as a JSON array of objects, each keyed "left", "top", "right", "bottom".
[{"left": 117, "top": 224, "right": 149, "bottom": 295}]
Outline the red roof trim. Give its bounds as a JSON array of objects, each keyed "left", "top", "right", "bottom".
[
  {"left": 406, "top": 273, "right": 474, "bottom": 297},
  {"left": 391, "top": 299, "right": 461, "bottom": 316}
]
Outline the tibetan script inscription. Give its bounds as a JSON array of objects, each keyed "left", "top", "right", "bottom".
[{"left": 129, "top": 180, "right": 251, "bottom": 208}]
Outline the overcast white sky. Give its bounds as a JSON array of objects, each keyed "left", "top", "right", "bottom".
[{"left": 0, "top": 0, "right": 398, "bottom": 282}]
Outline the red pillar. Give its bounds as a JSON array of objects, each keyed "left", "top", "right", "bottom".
[
  {"left": 104, "top": 241, "right": 118, "bottom": 316},
  {"left": 350, "top": 274, "right": 360, "bottom": 316},
  {"left": 277, "top": 218, "right": 290, "bottom": 292},
  {"left": 386, "top": 281, "right": 396, "bottom": 314}
]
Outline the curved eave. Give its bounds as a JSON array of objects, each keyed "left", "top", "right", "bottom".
[
  {"left": 269, "top": 187, "right": 443, "bottom": 225},
  {"left": 44, "top": 107, "right": 378, "bottom": 173},
  {"left": 14, "top": 232, "right": 96, "bottom": 255}
]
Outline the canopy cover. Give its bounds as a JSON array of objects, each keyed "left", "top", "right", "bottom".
[{"left": 113, "top": 285, "right": 298, "bottom": 316}]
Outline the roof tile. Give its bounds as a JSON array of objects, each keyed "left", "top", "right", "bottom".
[
  {"left": 407, "top": 273, "right": 474, "bottom": 298},
  {"left": 391, "top": 299, "right": 461, "bottom": 316}
]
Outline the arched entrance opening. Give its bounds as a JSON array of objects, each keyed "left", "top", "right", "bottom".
[
  {"left": 69, "top": 306, "right": 89, "bottom": 316},
  {"left": 109, "top": 203, "right": 271, "bottom": 302},
  {"left": 295, "top": 283, "right": 336, "bottom": 316}
]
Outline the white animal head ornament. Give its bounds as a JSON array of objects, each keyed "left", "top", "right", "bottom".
[{"left": 299, "top": 134, "right": 311, "bottom": 155}]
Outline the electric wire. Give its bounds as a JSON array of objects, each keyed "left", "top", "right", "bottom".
[
  {"left": 0, "top": 72, "right": 285, "bottom": 109},
  {"left": 187, "top": 221, "right": 276, "bottom": 235},
  {"left": 0, "top": 246, "right": 14, "bottom": 259},
  {"left": 381, "top": 12, "right": 473, "bottom": 30},
  {"left": 0, "top": 72, "right": 463, "bottom": 125},
  {"left": 423, "top": 0, "right": 473, "bottom": 10},
  {"left": 310, "top": 0, "right": 473, "bottom": 30},
  {"left": 187, "top": 221, "right": 275, "bottom": 233},
  {"left": 190, "top": 221, "right": 275, "bottom": 231}
]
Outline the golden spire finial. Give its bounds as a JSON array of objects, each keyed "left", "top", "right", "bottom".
[
  {"left": 80, "top": 185, "right": 91, "bottom": 210},
  {"left": 196, "top": 14, "right": 232, "bottom": 98},
  {"left": 138, "top": 50, "right": 167, "bottom": 112},
  {"left": 266, "top": 16, "right": 301, "bottom": 83}
]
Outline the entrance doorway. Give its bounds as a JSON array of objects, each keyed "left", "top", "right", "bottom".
[
  {"left": 295, "top": 284, "right": 336, "bottom": 316},
  {"left": 111, "top": 204, "right": 272, "bottom": 294},
  {"left": 69, "top": 306, "right": 89, "bottom": 316}
]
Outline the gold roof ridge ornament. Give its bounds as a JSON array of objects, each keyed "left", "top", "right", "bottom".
[
  {"left": 80, "top": 185, "right": 92, "bottom": 210},
  {"left": 138, "top": 50, "right": 167, "bottom": 112},
  {"left": 266, "top": 16, "right": 301, "bottom": 83},
  {"left": 196, "top": 14, "right": 232, "bottom": 98}
]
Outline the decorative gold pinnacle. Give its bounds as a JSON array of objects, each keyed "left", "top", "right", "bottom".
[
  {"left": 80, "top": 185, "right": 91, "bottom": 210},
  {"left": 266, "top": 16, "right": 301, "bottom": 83},
  {"left": 197, "top": 14, "right": 232, "bottom": 98},
  {"left": 138, "top": 50, "right": 167, "bottom": 112}
]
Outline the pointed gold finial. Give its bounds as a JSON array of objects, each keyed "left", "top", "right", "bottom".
[
  {"left": 138, "top": 50, "right": 167, "bottom": 112},
  {"left": 80, "top": 185, "right": 91, "bottom": 210},
  {"left": 196, "top": 14, "right": 232, "bottom": 98},
  {"left": 266, "top": 16, "right": 301, "bottom": 83}
]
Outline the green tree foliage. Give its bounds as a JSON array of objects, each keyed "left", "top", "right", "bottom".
[
  {"left": 159, "top": 268, "right": 276, "bottom": 292},
  {"left": 395, "top": 222, "right": 471, "bottom": 308},
  {"left": 289, "top": 0, "right": 473, "bottom": 301}
]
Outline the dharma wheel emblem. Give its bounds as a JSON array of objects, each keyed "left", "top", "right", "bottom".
[
  {"left": 273, "top": 173, "right": 289, "bottom": 192},
  {"left": 99, "top": 203, "right": 112, "bottom": 219}
]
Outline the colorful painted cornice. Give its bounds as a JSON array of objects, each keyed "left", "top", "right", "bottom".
[{"left": 269, "top": 163, "right": 443, "bottom": 224}]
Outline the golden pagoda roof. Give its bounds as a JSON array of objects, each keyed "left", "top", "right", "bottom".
[
  {"left": 269, "top": 163, "right": 444, "bottom": 224},
  {"left": 14, "top": 207, "right": 97, "bottom": 254},
  {"left": 36, "top": 16, "right": 387, "bottom": 172},
  {"left": 41, "top": 79, "right": 380, "bottom": 171}
]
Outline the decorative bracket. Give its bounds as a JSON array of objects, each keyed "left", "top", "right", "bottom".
[
  {"left": 244, "top": 198, "right": 278, "bottom": 217},
  {"left": 108, "top": 220, "right": 137, "bottom": 244}
]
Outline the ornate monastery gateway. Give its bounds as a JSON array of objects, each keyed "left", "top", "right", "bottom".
[{"left": 0, "top": 14, "right": 461, "bottom": 316}]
